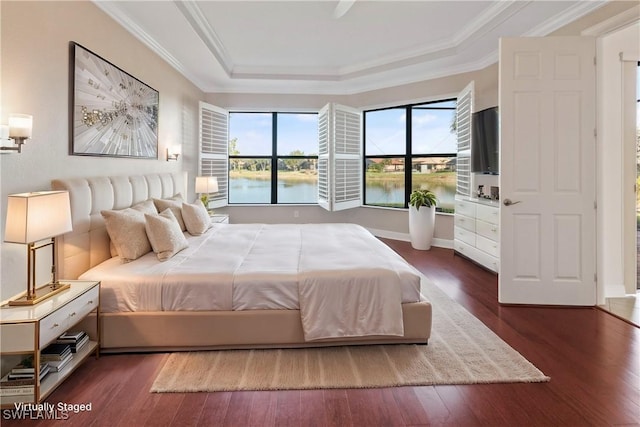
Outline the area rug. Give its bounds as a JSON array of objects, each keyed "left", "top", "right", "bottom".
[{"left": 151, "top": 276, "right": 549, "bottom": 392}]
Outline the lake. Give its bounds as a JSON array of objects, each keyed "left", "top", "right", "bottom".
[{"left": 229, "top": 177, "right": 456, "bottom": 210}]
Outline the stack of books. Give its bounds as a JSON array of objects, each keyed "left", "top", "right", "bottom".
[
  {"left": 40, "top": 343, "right": 73, "bottom": 373},
  {"left": 55, "top": 330, "right": 89, "bottom": 353},
  {"left": 0, "top": 359, "right": 49, "bottom": 397}
]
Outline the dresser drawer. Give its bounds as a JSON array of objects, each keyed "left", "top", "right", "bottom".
[
  {"left": 455, "top": 200, "right": 476, "bottom": 217},
  {"left": 67, "top": 286, "right": 100, "bottom": 330},
  {"left": 40, "top": 308, "right": 70, "bottom": 348},
  {"left": 476, "top": 234, "right": 499, "bottom": 257},
  {"left": 39, "top": 286, "right": 99, "bottom": 348},
  {"left": 476, "top": 219, "right": 499, "bottom": 241},
  {"left": 455, "top": 227, "right": 476, "bottom": 246},
  {"left": 476, "top": 204, "right": 499, "bottom": 225},
  {"left": 455, "top": 214, "right": 475, "bottom": 232}
]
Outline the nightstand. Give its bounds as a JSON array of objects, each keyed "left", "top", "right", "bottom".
[
  {"left": 0, "top": 280, "right": 100, "bottom": 407},
  {"left": 211, "top": 214, "right": 229, "bottom": 224}
]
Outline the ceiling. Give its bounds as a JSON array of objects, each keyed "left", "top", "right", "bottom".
[{"left": 94, "top": 0, "right": 606, "bottom": 95}]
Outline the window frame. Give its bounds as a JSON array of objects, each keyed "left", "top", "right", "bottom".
[
  {"left": 228, "top": 111, "right": 319, "bottom": 205},
  {"left": 363, "top": 99, "right": 457, "bottom": 210}
]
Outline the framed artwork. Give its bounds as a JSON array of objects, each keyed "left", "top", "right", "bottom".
[{"left": 69, "top": 42, "right": 159, "bottom": 158}]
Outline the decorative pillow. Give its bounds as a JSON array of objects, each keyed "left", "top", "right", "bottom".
[
  {"left": 182, "top": 200, "right": 212, "bottom": 235},
  {"left": 153, "top": 194, "right": 186, "bottom": 231},
  {"left": 108, "top": 200, "right": 157, "bottom": 258},
  {"left": 101, "top": 208, "right": 153, "bottom": 262},
  {"left": 144, "top": 209, "right": 189, "bottom": 261}
]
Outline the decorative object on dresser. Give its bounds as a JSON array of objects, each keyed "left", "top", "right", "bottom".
[
  {"left": 69, "top": 42, "right": 159, "bottom": 158},
  {"left": 408, "top": 189, "right": 437, "bottom": 250},
  {"left": 195, "top": 176, "right": 219, "bottom": 210},
  {"left": 4, "top": 191, "right": 73, "bottom": 305},
  {"left": 0, "top": 113, "right": 33, "bottom": 154},
  {"left": 0, "top": 281, "right": 100, "bottom": 406}
]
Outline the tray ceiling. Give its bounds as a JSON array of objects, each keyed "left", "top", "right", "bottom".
[{"left": 94, "top": 0, "right": 606, "bottom": 95}]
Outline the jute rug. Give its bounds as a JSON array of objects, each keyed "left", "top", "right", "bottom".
[{"left": 151, "top": 276, "right": 549, "bottom": 392}]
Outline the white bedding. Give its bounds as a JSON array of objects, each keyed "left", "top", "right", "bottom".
[{"left": 80, "top": 223, "right": 423, "bottom": 340}]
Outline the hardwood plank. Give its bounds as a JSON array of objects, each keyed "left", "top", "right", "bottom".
[
  {"left": 347, "top": 388, "right": 404, "bottom": 427},
  {"left": 197, "top": 392, "right": 232, "bottom": 426},
  {"left": 171, "top": 393, "right": 207, "bottom": 427},
  {"left": 246, "top": 391, "right": 277, "bottom": 427},
  {"left": 323, "top": 389, "right": 353, "bottom": 427},
  {"left": 221, "top": 391, "right": 252, "bottom": 426},
  {"left": 273, "top": 390, "right": 301, "bottom": 427},
  {"left": 299, "top": 389, "right": 328, "bottom": 427}
]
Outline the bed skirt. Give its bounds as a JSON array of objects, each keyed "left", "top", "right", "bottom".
[{"left": 78, "top": 301, "right": 431, "bottom": 353}]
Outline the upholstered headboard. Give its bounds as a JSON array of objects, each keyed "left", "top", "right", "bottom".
[{"left": 51, "top": 172, "right": 186, "bottom": 280}]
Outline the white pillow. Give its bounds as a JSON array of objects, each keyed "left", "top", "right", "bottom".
[
  {"left": 108, "top": 200, "right": 157, "bottom": 258},
  {"left": 153, "top": 194, "right": 186, "bottom": 231},
  {"left": 102, "top": 207, "right": 154, "bottom": 262},
  {"left": 144, "top": 209, "right": 188, "bottom": 261},
  {"left": 182, "top": 200, "right": 212, "bottom": 235}
]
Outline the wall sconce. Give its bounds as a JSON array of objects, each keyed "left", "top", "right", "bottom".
[
  {"left": 0, "top": 114, "right": 33, "bottom": 154},
  {"left": 195, "top": 176, "right": 218, "bottom": 209},
  {"left": 4, "top": 191, "right": 73, "bottom": 305},
  {"left": 166, "top": 145, "right": 181, "bottom": 161}
]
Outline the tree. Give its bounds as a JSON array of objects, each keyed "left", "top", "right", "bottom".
[
  {"left": 283, "top": 150, "right": 305, "bottom": 171},
  {"left": 229, "top": 137, "right": 240, "bottom": 171}
]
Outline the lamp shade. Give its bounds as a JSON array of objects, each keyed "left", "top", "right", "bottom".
[
  {"left": 195, "top": 176, "right": 219, "bottom": 194},
  {"left": 8, "top": 114, "right": 33, "bottom": 139},
  {"left": 4, "top": 191, "right": 72, "bottom": 244}
]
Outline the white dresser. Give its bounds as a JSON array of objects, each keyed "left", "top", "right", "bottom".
[{"left": 454, "top": 197, "right": 500, "bottom": 272}]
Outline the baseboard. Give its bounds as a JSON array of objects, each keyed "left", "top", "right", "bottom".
[
  {"left": 603, "top": 283, "right": 628, "bottom": 298},
  {"left": 367, "top": 228, "right": 453, "bottom": 249}
]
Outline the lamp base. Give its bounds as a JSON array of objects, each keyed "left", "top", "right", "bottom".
[{"left": 8, "top": 282, "right": 71, "bottom": 306}]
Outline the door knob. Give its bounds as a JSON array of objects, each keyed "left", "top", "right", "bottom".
[{"left": 503, "top": 198, "right": 521, "bottom": 206}]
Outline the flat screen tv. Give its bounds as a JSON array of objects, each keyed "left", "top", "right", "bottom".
[{"left": 471, "top": 106, "right": 499, "bottom": 175}]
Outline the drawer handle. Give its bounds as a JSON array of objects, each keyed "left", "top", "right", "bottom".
[
  {"left": 69, "top": 312, "right": 76, "bottom": 317},
  {"left": 491, "top": 228, "right": 497, "bottom": 232},
  {"left": 52, "top": 323, "right": 59, "bottom": 328},
  {"left": 87, "top": 300, "right": 94, "bottom": 305}
]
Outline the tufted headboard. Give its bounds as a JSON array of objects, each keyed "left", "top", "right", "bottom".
[{"left": 51, "top": 172, "right": 186, "bottom": 280}]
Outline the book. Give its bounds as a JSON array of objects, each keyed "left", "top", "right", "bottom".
[
  {"left": 58, "top": 330, "right": 86, "bottom": 341},
  {"left": 0, "top": 386, "right": 34, "bottom": 396},
  {"left": 47, "top": 352, "right": 73, "bottom": 372},
  {"left": 41, "top": 343, "right": 72, "bottom": 361},
  {"left": 0, "top": 373, "right": 35, "bottom": 388}
]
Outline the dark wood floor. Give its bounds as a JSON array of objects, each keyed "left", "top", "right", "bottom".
[{"left": 4, "top": 241, "right": 639, "bottom": 426}]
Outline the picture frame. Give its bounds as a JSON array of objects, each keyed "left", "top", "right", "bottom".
[{"left": 69, "top": 42, "right": 159, "bottom": 158}]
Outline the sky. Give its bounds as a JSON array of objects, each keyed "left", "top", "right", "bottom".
[{"left": 228, "top": 101, "right": 458, "bottom": 158}]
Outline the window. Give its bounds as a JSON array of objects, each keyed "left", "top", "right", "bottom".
[
  {"left": 364, "top": 100, "right": 457, "bottom": 212},
  {"left": 228, "top": 112, "right": 318, "bottom": 204}
]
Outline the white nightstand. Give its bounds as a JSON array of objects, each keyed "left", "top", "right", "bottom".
[
  {"left": 211, "top": 214, "right": 229, "bottom": 224},
  {"left": 0, "top": 280, "right": 100, "bottom": 406}
]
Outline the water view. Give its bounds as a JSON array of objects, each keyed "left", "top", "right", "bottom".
[{"left": 228, "top": 172, "right": 456, "bottom": 211}]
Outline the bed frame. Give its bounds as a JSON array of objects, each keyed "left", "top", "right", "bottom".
[{"left": 52, "top": 173, "right": 432, "bottom": 352}]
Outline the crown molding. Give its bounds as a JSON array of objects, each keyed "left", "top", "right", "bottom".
[
  {"left": 526, "top": 0, "right": 608, "bottom": 36},
  {"left": 93, "top": 0, "right": 209, "bottom": 91},
  {"left": 173, "top": 0, "right": 234, "bottom": 75},
  {"left": 582, "top": 3, "right": 640, "bottom": 36}
]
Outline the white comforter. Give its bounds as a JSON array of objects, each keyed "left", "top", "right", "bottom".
[{"left": 80, "top": 223, "right": 422, "bottom": 341}]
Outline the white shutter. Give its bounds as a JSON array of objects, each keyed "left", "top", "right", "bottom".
[
  {"left": 318, "top": 103, "right": 362, "bottom": 211},
  {"left": 456, "top": 82, "right": 474, "bottom": 197},
  {"left": 317, "top": 104, "right": 330, "bottom": 210},
  {"left": 199, "top": 101, "right": 228, "bottom": 208}
]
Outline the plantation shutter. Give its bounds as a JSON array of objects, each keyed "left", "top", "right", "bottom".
[
  {"left": 317, "top": 103, "right": 362, "bottom": 212},
  {"left": 455, "top": 82, "right": 474, "bottom": 197},
  {"left": 199, "top": 101, "right": 228, "bottom": 208}
]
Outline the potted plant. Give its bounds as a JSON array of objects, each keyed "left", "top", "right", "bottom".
[{"left": 408, "top": 189, "right": 438, "bottom": 250}]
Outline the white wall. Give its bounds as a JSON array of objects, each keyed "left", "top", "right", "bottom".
[
  {"left": 0, "top": 1, "right": 204, "bottom": 300},
  {"left": 596, "top": 21, "right": 640, "bottom": 301}
]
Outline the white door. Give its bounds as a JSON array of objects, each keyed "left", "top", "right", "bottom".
[{"left": 499, "top": 36, "right": 596, "bottom": 305}]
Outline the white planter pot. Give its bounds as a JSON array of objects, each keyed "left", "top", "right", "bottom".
[{"left": 409, "top": 205, "right": 436, "bottom": 250}]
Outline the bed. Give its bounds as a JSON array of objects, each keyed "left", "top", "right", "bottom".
[{"left": 52, "top": 173, "right": 432, "bottom": 352}]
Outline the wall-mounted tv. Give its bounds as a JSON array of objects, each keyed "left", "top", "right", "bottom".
[{"left": 471, "top": 106, "right": 499, "bottom": 175}]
